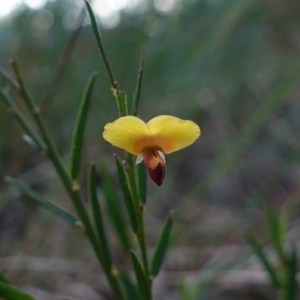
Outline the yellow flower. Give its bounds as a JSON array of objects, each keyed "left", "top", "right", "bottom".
[{"left": 103, "top": 115, "right": 201, "bottom": 186}]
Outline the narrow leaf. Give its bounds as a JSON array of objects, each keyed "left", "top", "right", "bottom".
[
  {"left": 0, "top": 89, "right": 45, "bottom": 151},
  {"left": 0, "top": 269, "right": 10, "bottom": 284},
  {"left": 130, "top": 250, "right": 149, "bottom": 300},
  {"left": 70, "top": 72, "right": 98, "bottom": 180},
  {"left": 247, "top": 234, "right": 280, "bottom": 288},
  {"left": 150, "top": 212, "right": 173, "bottom": 277},
  {"left": 0, "top": 67, "right": 19, "bottom": 90},
  {"left": 266, "top": 205, "right": 284, "bottom": 262},
  {"left": 115, "top": 155, "right": 138, "bottom": 234},
  {"left": 101, "top": 164, "right": 131, "bottom": 252},
  {"left": 131, "top": 48, "right": 144, "bottom": 116},
  {"left": 286, "top": 245, "right": 298, "bottom": 300},
  {"left": 6, "top": 177, "right": 81, "bottom": 228},
  {"left": 137, "top": 162, "right": 147, "bottom": 204},
  {"left": 120, "top": 273, "right": 140, "bottom": 300},
  {"left": 88, "top": 162, "right": 112, "bottom": 270},
  {"left": 84, "top": 1, "right": 116, "bottom": 89},
  {"left": 0, "top": 282, "right": 36, "bottom": 300},
  {"left": 84, "top": 1, "right": 102, "bottom": 42}
]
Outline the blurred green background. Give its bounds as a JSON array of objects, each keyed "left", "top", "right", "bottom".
[{"left": 1, "top": 0, "right": 300, "bottom": 299}]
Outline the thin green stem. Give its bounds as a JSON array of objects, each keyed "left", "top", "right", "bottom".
[
  {"left": 126, "top": 153, "right": 151, "bottom": 298},
  {"left": 10, "top": 61, "right": 127, "bottom": 300}
]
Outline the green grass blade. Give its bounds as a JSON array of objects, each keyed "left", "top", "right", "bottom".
[
  {"left": 120, "top": 273, "right": 140, "bottom": 300},
  {"left": 101, "top": 164, "right": 131, "bottom": 252},
  {"left": 247, "top": 234, "right": 280, "bottom": 288},
  {"left": 286, "top": 245, "right": 297, "bottom": 300},
  {"left": 150, "top": 212, "right": 173, "bottom": 277},
  {"left": 137, "top": 162, "right": 147, "bottom": 204},
  {"left": 0, "top": 269, "right": 10, "bottom": 284},
  {"left": 0, "top": 282, "right": 36, "bottom": 300},
  {"left": 70, "top": 72, "right": 98, "bottom": 180},
  {"left": 130, "top": 250, "right": 149, "bottom": 300},
  {"left": 88, "top": 162, "right": 112, "bottom": 270},
  {"left": 131, "top": 48, "right": 144, "bottom": 116},
  {"left": 114, "top": 155, "right": 138, "bottom": 234},
  {"left": 6, "top": 177, "right": 82, "bottom": 228},
  {"left": 266, "top": 205, "right": 285, "bottom": 263}
]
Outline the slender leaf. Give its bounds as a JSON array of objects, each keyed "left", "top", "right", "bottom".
[
  {"left": 70, "top": 72, "right": 98, "bottom": 180},
  {"left": 0, "top": 67, "right": 19, "bottom": 90},
  {"left": 84, "top": 1, "right": 116, "bottom": 89},
  {"left": 0, "top": 282, "right": 36, "bottom": 300},
  {"left": 137, "top": 162, "right": 147, "bottom": 204},
  {"left": 115, "top": 155, "right": 138, "bottom": 234},
  {"left": 88, "top": 162, "right": 112, "bottom": 270},
  {"left": 0, "top": 269, "right": 10, "bottom": 284},
  {"left": 130, "top": 250, "right": 149, "bottom": 300},
  {"left": 131, "top": 48, "right": 144, "bottom": 116},
  {"left": 286, "top": 245, "right": 298, "bottom": 300},
  {"left": 6, "top": 177, "right": 82, "bottom": 228},
  {"left": 84, "top": 1, "right": 102, "bottom": 41},
  {"left": 89, "top": 166, "right": 129, "bottom": 300},
  {"left": 0, "top": 89, "right": 46, "bottom": 151},
  {"left": 266, "top": 205, "right": 284, "bottom": 262},
  {"left": 150, "top": 212, "right": 173, "bottom": 277},
  {"left": 121, "top": 272, "right": 140, "bottom": 300},
  {"left": 101, "top": 164, "right": 131, "bottom": 252},
  {"left": 247, "top": 234, "right": 280, "bottom": 288}
]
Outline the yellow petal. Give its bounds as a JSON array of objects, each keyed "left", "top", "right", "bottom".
[
  {"left": 103, "top": 116, "right": 151, "bottom": 154},
  {"left": 147, "top": 115, "right": 200, "bottom": 154}
]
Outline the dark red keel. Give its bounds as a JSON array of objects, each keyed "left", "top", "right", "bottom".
[{"left": 146, "top": 162, "right": 165, "bottom": 186}]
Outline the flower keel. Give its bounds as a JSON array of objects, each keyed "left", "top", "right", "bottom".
[
  {"left": 141, "top": 150, "right": 166, "bottom": 186},
  {"left": 146, "top": 161, "right": 165, "bottom": 186}
]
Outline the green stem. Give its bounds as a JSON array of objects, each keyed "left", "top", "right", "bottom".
[
  {"left": 126, "top": 153, "right": 151, "bottom": 298},
  {"left": 11, "top": 61, "right": 127, "bottom": 300}
]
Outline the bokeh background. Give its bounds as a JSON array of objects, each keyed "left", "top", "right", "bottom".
[{"left": 1, "top": 0, "right": 300, "bottom": 299}]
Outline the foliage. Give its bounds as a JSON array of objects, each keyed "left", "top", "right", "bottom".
[{"left": 1, "top": 0, "right": 300, "bottom": 298}]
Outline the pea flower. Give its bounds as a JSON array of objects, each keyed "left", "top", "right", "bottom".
[{"left": 103, "top": 115, "right": 200, "bottom": 186}]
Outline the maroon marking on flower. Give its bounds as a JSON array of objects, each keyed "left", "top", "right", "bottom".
[{"left": 146, "top": 162, "right": 165, "bottom": 186}]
